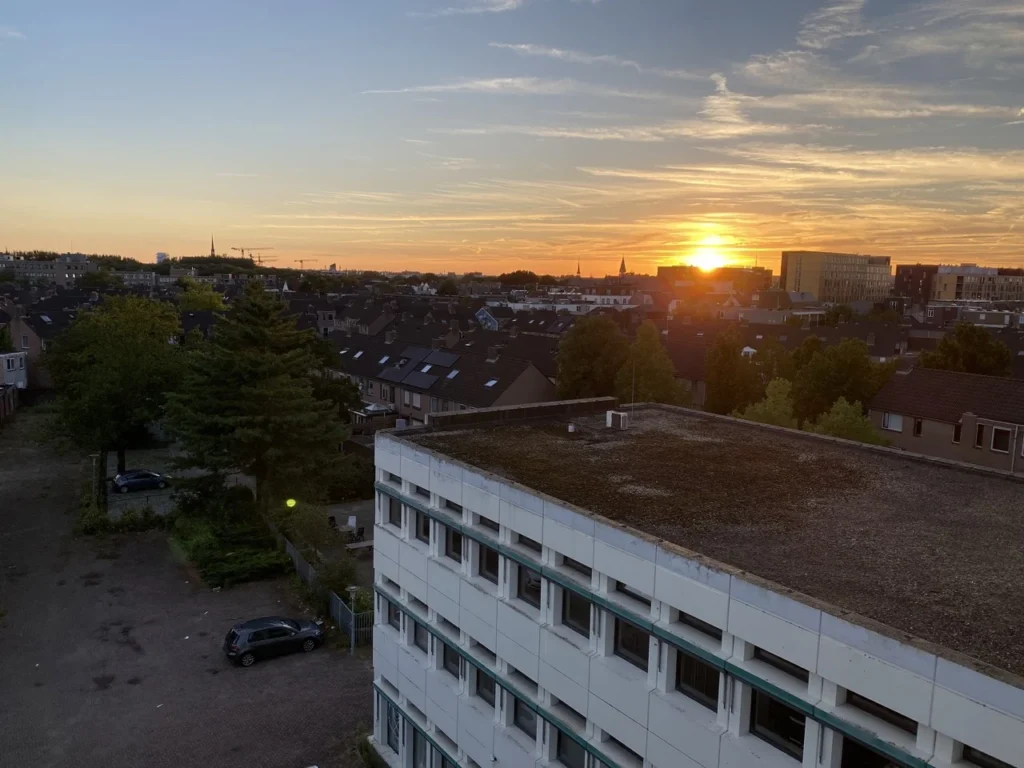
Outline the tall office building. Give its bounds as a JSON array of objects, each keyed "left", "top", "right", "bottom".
[
  {"left": 780, "top": 251, "right": 892, "bottom": 303},
  {"left": 155, "top": 252, "right": 169, "bottom": 264},
  {"left": 929, "top": 265, "right": 1024, "bottom": 303},
  {"left": 368, "top": 402, "right": 1023, "bottom": 768}
]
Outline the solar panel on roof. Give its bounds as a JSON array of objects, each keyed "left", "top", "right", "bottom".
[
  {"left": 424, "top": 350, "right": 460, "bottom": 367},
  {"left": 403, "top": 371, "right": 439, "bottom": 389},
  {"left": 379, "top": 368, "right": 405, "bottom": 382}
]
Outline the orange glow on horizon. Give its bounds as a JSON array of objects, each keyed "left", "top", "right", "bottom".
[{"left": 686, "top": 234, "right": 732, "bottom": 272}]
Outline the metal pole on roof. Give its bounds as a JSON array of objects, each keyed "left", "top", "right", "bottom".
[{"left": 631, "top": 357, "right": 636, "bottom": 415}]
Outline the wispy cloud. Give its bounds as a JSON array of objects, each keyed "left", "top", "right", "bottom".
[
  {"left": 216, "top": 172, "right": 261, "bottom": 178},
  {"left": 362, "top": 76, "right": 666, "bottom": 100},
  {"left": 797, "top": 0, "right": 869, "bottom": 49},
  {"left": 489, "top": 42, "right": 704, "bottom": 80},
  {"left": 413, "top": 0, "right": 525, "bottom": 18},
  {"left": 418, "top": 152, "right": 480, "bottom": 171},
  {"left": 0, "top": 25, "right": 25, "bottom": 40},
  {"left": 401, "top": 138, "right": 433, "bottom": 145}
]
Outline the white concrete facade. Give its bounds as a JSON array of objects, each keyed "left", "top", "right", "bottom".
[{"left": 369, "top": 432, "right": 1024, "bottom": 768}]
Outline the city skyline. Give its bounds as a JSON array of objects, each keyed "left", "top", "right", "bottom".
[{"left": 2, "top": 0, "right": 1023, "bottom": 275}]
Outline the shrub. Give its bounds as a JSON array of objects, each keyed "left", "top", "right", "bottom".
[{"left": 172, "top": 515, "right": 289, "bottom": 588}]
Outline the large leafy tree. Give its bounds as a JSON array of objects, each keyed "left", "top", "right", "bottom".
[
  {"left": 614, "top": 321, "right": 689, "bottom": 405},
  {"left": 791, "top": 338, "right": 894, "bottom": 421},
  {"left": 735, "top": 378, "right": 797, "bottom": 429},
  {"left": 556, "top": 315, "right": 629, "bottom": 399},
  {"left": 791, "top": 335, "right": 824, "bottom": 371},
  {"left": 178, "top": 279, "right": 225, "bottom": 312},
  {"left": 920, "top": 322, "right": 1012, "bottom": 376},
  {"left": 752, "top": 337, "right": 795, "bottom": 385},
  {"left": 0, "top": 325, "right": 13, "bottom": 352},
  {"left": 44, "top": 297, "right": 184, "bottom": 507},
  {"left": 166, "top": 284, "right": 345, "bottom": 508},
  {"left": 704, "top": 327, "right": 761, "bottom": 415},
  {"left": 805, "top": 397, "right": 887, "bottom": 445}
]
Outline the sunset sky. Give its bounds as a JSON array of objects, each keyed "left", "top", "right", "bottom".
[{"left": 1, "top": 0, "right": 1023, "bottom": 276}]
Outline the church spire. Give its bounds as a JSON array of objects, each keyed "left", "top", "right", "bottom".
[
  {"left": 210, "top": 236, "right": 216, "bottom": 259},
  {"left": 619, "top": 257, "right": 626, "bottom": 276},
  {"left": 576, "top": 259, "right": 581, "bottom": 278}
]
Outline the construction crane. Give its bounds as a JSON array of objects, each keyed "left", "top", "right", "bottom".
[
  {"left": 295, "top": 259, "right": 311, "bottom": 270},
  {"left": 253, "top": 252, "right": 278, "bottom": 266},
  {"left": 231, "top": 246, "right": 275, "bottom": 261}
]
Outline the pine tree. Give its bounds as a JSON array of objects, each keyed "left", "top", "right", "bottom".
[
  {"left": 615, "top": 321, "right": 689, "bottom": 405},
  {"left": 167, "top": 284, "right": 345, "bottom": 508}
]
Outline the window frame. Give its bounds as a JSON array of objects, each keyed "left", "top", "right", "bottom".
[
  {"left": 962, "top": 745, "right": 1013, "bottom": 768},
  {"left": 845, "top": 691, "right": 917, "bottom": 736},
  {"left": 675, "top": 648, "right": 720, "bottom": 710},
  {"left": 444, "top": 525, "right": 463, "bottom": 563},
  {"left": 413, "top": 729, "right": 428, "bottom": 768},
  {"left": 615, "top": 580, "right": 651, "bottom": 608},
  {"left": 442, "top": 642, "right": 461, "bottom": 679},
  {"left": 912, "top": 418, "right": 923, "bottom": 437},
  {"left": 513, "top": 697, "right": 537, "bottom": 740},
  {"left": 953, "top": 422, "right": 962, "bottom": 444},
  {"left": 385, "top": 701, "right": 401, "bottom": 753},
  {"left": 518, "top": 534, "right": 542, "bottom": 554},
  {"left": 613, "top": 617, "right": 650, "bottom": 671},
  {"left": 991, "top": 426, "right": 1011, "bottom": 454},
  {"left": 517, "top": 564, "right": 542, "bottom": 608},
  {"left": 562, "top": 556, "right": 592, "bottom": 580},
  {"left": 750, "top": 689, "right": 806, "bottom": 760},
  {"left": 415, "top": 511, "right": 431, "bottom": 544},
  {"left": 387, "top": 600, "right": 402, "bottom": 630},
  {"left": 387, "top": 496, "right": 402, "bottom": 528},
  {"left": 677, "top": 611, "right": 723, "bottom": 641},
  {"left": 561, "top": 589, "right": 591, "bottom": 637},
  {"left": 975, "top": 423, "right": 985, "bottom": 448},
  {"left": 556, "top": 729, "right": 587, "bottom": 768},
  {"left": 475, "top": 669, "right": 496, "bottom": 708},
  {"left": 478, "top": 542, "right": 499, "bottom": 584},
  {"left": 881, "top": 412, "right": 903, "bottom": 432},
  {"left": 753, "top": 647, "right": 810, "bottom": 683},
  {"left": 413, "top": 621, "right": 429, "bottom": 652}
]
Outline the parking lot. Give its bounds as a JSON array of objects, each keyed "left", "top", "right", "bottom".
[{"left": 0, "top": 413, "right": 374, "bottom": 768}]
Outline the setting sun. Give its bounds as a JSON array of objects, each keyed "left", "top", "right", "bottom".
[{"left": 688, "top": 235, "right": 731, "bottom": 272}]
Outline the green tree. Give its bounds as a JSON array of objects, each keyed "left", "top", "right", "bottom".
[
  {"left": 78, "top": 269, "right": 124, "bottom": 290},
  {"left": 791, "top": 335, "right": 824, "bottom": 371},
  {"left": 752, "top": 337, "right": 794, "bottom": 385},
  {"left": 920, "top": 322, "right": 1012, "bottom": 376},
  {"left": 0, "top": 325, "right": 13, "bottom": 353},
  {"left": 735, "top": 378, "right": 797, "bottom": 429},
  {"left": 44, "top": 297, "right": 184, "bottom": 508},
  {"left": 704, "top": 328, "right": 761, "bottom": 415},
  {"left": 436, "top": 278, "right": 459, "bottom": 296},
  {"left": 823, "top": 304, "right": 855, "bottom": 326},
  {"left": 791, "top": 339, "right": 894, "bottom": 422},
  {"left": 868, "top": 307, "right": 902, "bottom": 324},
  {"left": 556, "top": 315, "right": 629, "bottom": 399},
  {"left": 805, "top": 397, "right": 887, "bottom": 445},
  {"left": 499, "top": 270, "right": 539, "bottom": 286},
  {"left": 311, "top": 335, "right": 364, "bottom": 423},
  {"left": 615, "top": 321, "right": 690, "bottom": 405},
  {"left": 178, "top": 279, "right": 225, "bottom": 312},
  {"left": 166, "top": 284, "right": 345, "bottom": 508}
]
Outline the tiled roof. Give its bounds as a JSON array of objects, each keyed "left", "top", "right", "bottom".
[{"left": 870, "top": 367, "right": 1024, "bottom": 425}]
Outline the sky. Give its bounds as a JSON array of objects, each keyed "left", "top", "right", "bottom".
[{"left": 1, "top": 0, "right": 1023, "bottom": 276}]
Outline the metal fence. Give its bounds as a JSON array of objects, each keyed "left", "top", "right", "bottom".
[{"left": 270, "top": 522, "right": 374, "bottom": 646}]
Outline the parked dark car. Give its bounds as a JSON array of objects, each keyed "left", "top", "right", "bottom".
[
  {"left": 112, "top": 469, "right": 171, "bottom": 494},
  {"left": 223, "top": 617, "right": 325, "bottom": 667}
]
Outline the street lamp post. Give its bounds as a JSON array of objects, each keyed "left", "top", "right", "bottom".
[{"left": 346, "top": 585, "right": 359, "bottom": 656}]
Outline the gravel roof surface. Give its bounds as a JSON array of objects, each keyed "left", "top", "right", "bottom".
[{"left": 411, "top": 407, "right": 1024, "bottom": 680}]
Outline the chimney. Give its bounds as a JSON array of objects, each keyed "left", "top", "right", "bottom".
[
  {"left": 486, "top": 345, "right": 501, "bottom": 362},
  {"left": 432, "top": 337, "right": 443, "bottom": 351},
  {"left": 509, "top": 325, "right": 519, "bottom": 338},
  {"left": 448, "top": 302, "right": 456, "bottom": 315},
  {"left": 385, "top": 329, "right": 397, "bottom": 345},
  {"left": 449, "top": 319, "right": 459, "bottom": 333}
]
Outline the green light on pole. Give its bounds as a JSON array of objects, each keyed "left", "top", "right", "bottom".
[{"left": 285, "top": 498, "right": 297, "bottom": 508}]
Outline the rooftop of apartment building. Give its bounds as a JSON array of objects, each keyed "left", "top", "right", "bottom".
[
  {"left": 407, "top": 405, "right": 1024, "bottom": 683},
  {"left": 872, "top": 367, "right": 1024, "bottom": 424}
]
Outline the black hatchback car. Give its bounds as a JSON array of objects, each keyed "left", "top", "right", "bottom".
[
  {"left": 223, "top": 617, "right": 325, "bottom": 667},
  {"left": 113, "top": 469, "right": 171, "bottom": 493}
]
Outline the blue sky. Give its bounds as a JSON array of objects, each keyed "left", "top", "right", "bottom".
[{"left": 1, "top": 0, "right": 1022, "bottom": 275}]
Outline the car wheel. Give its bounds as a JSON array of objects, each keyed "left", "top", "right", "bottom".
[
  {"left": 157, "top": 481, "right": 167, "bottom": 489},
  {"left": 240, "top": 652, "right": 256, "bottom": 667},
  {"left": 301, "top": 638, "right": 316, "bottom": 652},
  {"left": 119, "top": 486, "right": 129, "bottom": 494}
]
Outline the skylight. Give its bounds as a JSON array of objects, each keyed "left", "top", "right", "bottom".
[
  {"left": 339, "top": 348, "right": 349, "bottom": 355},
  {"left": 447, "top": 369, "right": 459, "bottom": 379},
  {"left": 379, "top": 355, "right": 390, "bottom": 364},
  {"left": 485, "top": 379, "right": 498, "bottom": 388},
  {"left": 353, "top": 351, "right": 364, "bottom": 358},
  {"left": 421, "top": 364, "right": 432, "bottom": 372}
]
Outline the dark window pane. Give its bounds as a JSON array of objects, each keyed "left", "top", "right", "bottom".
[
  {"left": 388, "top": 601, "right": 402, "bottom": 630},
  {"left": 615, "top": 581, "right": 651, "bottom": 607},
  {"left": 754, "top": 647, "right": 809, "bottom": 683},
  {"left": 414, "top": 622, "right": 428, "bottom": 652},
  {"left": 513, "top": 698, "right": 537, "bottom": 739},
  {"left": 519, "top": 535, "right": 542, "bottom": 553},
  {"left": 386, "top": 702, "right": 401, "bottom": 753},
  {"left": 414, "top": 484, "right": 430, "bottom": 499},
  {"left": 443, "top": 643, "right": 461, "bottom": 678},
  {"left": 953, "top": 423, "right": 962, "bottom": 443},
  {"left": 557, "top": 731, "right": 587, "bottom": 768},
  {"left": 445, "top": 527, "right": 462, "bottom": 562},
  {"left": 413, "top": 730, "right": 427, "bottom": 768},
  {"left": 676, "top": 651, "right": 720, "bottom": 710},
  {"left": 750, "top": 690, "right": 805, "bottom": 760},
  {"left": 962, "top": 746, "right": 1013, "bottom": 768},
  {"left": 678, "top": 611, "right": 723, "bottom": 641},
  {"left": 563, "top": 557, "right": 592, "bottom": 579},
  {"left": 562, "top": 590, "right": 590, "bottom": 637},
  {"left": 476, "top": 671, "right": 496, "bottom": 707},
  {"left": 846, "top": 692, "right": 916, "bottom": 735},
  {"left": 975, "top": 424, "right": 985, "bottom": 447},
  {"left": 388, "top": 497, "right": 402, "bottom": 527},
  {"left": 479, "top": 516, "right": 499, "bottom": 533},
  {"left": 841, "top": 737, "right": 908, "bottom": 768},
  {"left": 416, "top": 512, "right": 430, "bottom": 543},
  {"left": 518, "top": 565, "right": 542, "bottom": 608},
  {"left": 444, "top": 499, "right": 462, "bottom": 514},
  {"left": 992, "top": 428, "right": 1011, "bottom": 452},
  {"left": 479, "top": 544, "right": 499, "bottom": 584},
  {"left": 614, "top": 619, "right": 649, "bottom": 670}
]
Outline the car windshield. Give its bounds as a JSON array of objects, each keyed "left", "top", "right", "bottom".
[
  {"left": 225, "top": 630, "right": 238, "bottom": 644},
  {"left": 284, "top": 619, "right": 300, "bottom": 631}
]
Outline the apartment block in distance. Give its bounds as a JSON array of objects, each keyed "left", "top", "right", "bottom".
[
  {"left": 929, "top": 266, "right": 1024, "bottom": 303},
  {"left": 780, "top": 251, "right": 892, "bottom": 303},
  {"left": 368, "top": 401, "right": 1023, "bottom": 768}
]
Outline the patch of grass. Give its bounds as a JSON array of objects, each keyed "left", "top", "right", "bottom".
[{"left": 78, "top": 503, "right": 168, "bottom": 535}]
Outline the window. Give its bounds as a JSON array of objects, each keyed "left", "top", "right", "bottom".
[
  {"left": 403, "top": 390, "right": 411, "bottom": 406},
  {"left": 881, "top": 412, "right": 903, "bottom": 432},
  {"left": 676, "top": 650, "right": 720, "bottom": 710},
  {"left": 444, "top": 499, "right": 462, "bottom": 515},
  {"left": 913, "top": 418, "right": 923, "bottom": 437},
  {"left": 388, "top": 497, "right": 402, "bottom": 528},
  {"left": 754, "top": 647, "right": 809, "bottom": 683},
  {"left": 442, "top": 643, "right": 461, "bottom": 679},
  {"left": 953, "top": 423, "right": 962, "bottom": 444},
  {"left": 840, "top": 737, "right": 906, "bottom": 768},
  {"left": 4, "top": 358, "right": 12, "bottom": 371},
  {"left": 485, "top": 378, "right": 498, "bottom": 388},
  {"left": 475, "top": 670, "right": 496, "bottom": 707},
  {"left": 21, "top": 334, "right": 28, "bottom": 349},
  {"left": 750, "top": 690, "right": 806, "bottom": 759},
  {"left": 430, "top": 397, "right": 438, "bottom": 411},
  {"left": 379, "top": 355, "right": 390, "bottom": 364},
  {"left": 414, "top": 621, "right": 429, "bottom": 652},
  {"left": 421, "top": 364, "right": 432, "bottom": 372},
  {"left": 413, "top": 730, "right": 427, "bottom": 768},
  {"left": 517, "top": 565, "right": 542, "bottom": 608},
  {"left": 605, "top": 735, "right": 642, "bottom": 764},
  {"left": 557, "top": 730, "right": 586, "bottom": 768},
  {"left": 962, "top": 745, "right": 1013, "bottom": 768},
  {"left": 563, "top": 557, "right": 592, "bottom": 580},
  {"left": 387, "top": 472, "right": 401, "bottom": 484},
  {"left": 614, "top": 618, "right": 649, "bottom": 670},
  {"left": 386, "top": 701, "right": 401, "bottom": 753},
  {"left": 845, "top": 691, "right": 916, "bottom": 735},
  {"left": 387, "top": 600, "right": 402, "bottom": 630},
  {"left": 615, "top": 581, "right": 651, "bottom": 608},
  {"left": 975, "top": 424, "right": 985, "bottom": 448},
  {"left": 677, "top": 611, "right": 722, "bottom": 641},
  {"left": 479, "top": 543, "right": 499, "bottom": 584},
  {"left": 444, "top": 526, "right": 463, "bottom": 562},
  {"left": 413, "top": 484, "right": 430, "bottom": 500},
  {"left": 413, "top": 393, "right": 421, "bottom": 409},
  {"left": 562, "top": 590, "right": 590, "bottom": 636},
  {"left": 991, "top": 427, "right": 1011, "bottom": 453},
  {"left": 513, "top": 698, "right": 537, "bottom": 739},
  {"left": 416, "top": 511, "right": 431, "bottom": 544},
  {"left": 518, "top": 535, "right": 542, "bottom": 554},
  {"left": 478, "top": 516, "right": 499, "bottom": 534},
  {"left": 353, "top": 351, "right": 363, "bottom": 359},
  {"left": 446, "top": 369, "right": 459, "bottom": 379}
]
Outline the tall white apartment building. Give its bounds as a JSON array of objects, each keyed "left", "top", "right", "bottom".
[{"left": 369, "top": 402, "right": 1023, "bottom": 768}]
